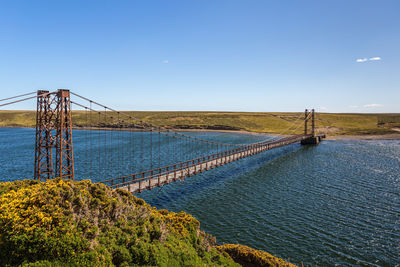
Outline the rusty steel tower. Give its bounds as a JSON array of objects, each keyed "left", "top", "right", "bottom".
[{"left": 34, "top": 89, "right": 75, "bottom": 180}]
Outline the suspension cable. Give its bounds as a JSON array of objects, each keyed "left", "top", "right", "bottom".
[
  {"left": 0, "top": 91, "right": 52, "bottom": 108},
  {"left": 70, "top": 99, "right": 238, "bottom": 148},
  {"left": 231, "top": 112, "right": 308, "bottom": 146},
  {"left": 70, "top": 92, "right": 243, "bottom": 147},
  {"left": 70, "top": 93, "right": 312, "bottom": 151},
  {"left": 0, "top": 91, "right": 36, "bottom": 102}
]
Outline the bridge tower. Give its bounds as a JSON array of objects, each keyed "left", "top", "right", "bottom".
[
  {"left": 304, "top": 109, "right": 308, "bottom": 135},
  {"left": 301, "top": 108, "right": 320, "bottom": 145},
  {"left": 34, "top": 89, "right": 75, "bottom": 180},
  {"left": 311, "top": 108, "right": 315, "bottom": 136},
  {"left": 304, "top": 108, "right": 315, "bottom": 136}
]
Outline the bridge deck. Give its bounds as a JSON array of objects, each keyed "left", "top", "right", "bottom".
[{"left": 101, "top": 134, "right": 315, "bottom": 193}]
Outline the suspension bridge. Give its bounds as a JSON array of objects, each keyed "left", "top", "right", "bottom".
[{"left": 0, "top": 89, "right": 324, "bottom": 193}]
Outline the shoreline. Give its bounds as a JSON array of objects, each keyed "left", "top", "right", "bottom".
[
  {"left": 325, "top": 134, "right": 400, "bottom": 140},
  {"left": 1, "top": 126, "right": 400, "bottom": 140}
]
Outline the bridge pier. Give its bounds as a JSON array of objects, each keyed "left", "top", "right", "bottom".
[{"left": 301, "top": 135, "right": 325, "bottom": 145}]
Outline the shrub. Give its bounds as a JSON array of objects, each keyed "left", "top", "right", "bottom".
[{"left": 0, "top": 179, "right": 237, "bottom": 266}]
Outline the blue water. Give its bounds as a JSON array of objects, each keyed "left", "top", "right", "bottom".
[
  {"left": 1, "top": 128, "right": 399, "bottom": 266},
  {"left": 0, "top": 127, "right": 265, "bottom": 181}
]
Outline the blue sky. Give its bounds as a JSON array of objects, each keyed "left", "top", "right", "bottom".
[{"left": 1, "top": 0, "right": 399, "bottom": 112}]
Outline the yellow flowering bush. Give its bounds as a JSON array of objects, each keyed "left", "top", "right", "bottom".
[
  {"left": 152, "top": 209, "right": 200, "bottom": 237},
  {"left": 0, "top": 179, "right": 294, "bottom": 267},
  {"left": 0, "top": 185, "right": 63, "bottom": 234},
  {"left": 217, "top": 244, "right": 296, "bottom": 267},
  {"left": 0, "top": 179, "right": 237, "bottom": 266}
]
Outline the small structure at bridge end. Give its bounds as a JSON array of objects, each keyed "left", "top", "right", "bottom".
[
  {"left": 301, "top": 109, "right": 325, "bottom": 145},
  {"left": 300, "top": 134, "right": 325, "bottom": 145}
]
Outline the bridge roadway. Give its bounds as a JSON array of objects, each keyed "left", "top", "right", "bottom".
[{"left": 101, "top": 134, "right": 314, "bottom": 193}]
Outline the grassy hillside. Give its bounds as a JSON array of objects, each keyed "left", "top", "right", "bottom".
[
  {"left": 1, "top": 110, "right": 399, "bottom": 135},
  {"left": 0, "top": 179, "right": 294, "bottom": 267}
]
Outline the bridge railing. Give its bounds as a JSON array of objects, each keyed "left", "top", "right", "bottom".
[
  {"left": 101, "top": 135, "right": 310, "bottom": 190},
  {"left": 101, "top": 144, "right": 248, "bottom": 188}
]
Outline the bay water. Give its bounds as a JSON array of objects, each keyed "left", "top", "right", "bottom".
[{"left": 1, "top": 128, "right": 399, "bottom": 266}]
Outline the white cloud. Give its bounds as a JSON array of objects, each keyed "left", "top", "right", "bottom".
[
  {"left": 318, "top": 106, "right": 328, "bottom": 111},
  {"left": 348, "top": 105, "right": 359, "bottom": 108},
  {"left": 163, "top": 60, "right": 169, "bottom": 64},
  {"left": 356, "top": 58, "right": 368, "bottom": 63},
  {"left": 356, "top": 57, "right": 382, "bottom": 63},
  {"left": 363, "top": 104, "right": 383, "bottom": 108},
  {"left": 369, "top": 57, "right": 381, "bottom": 61}
]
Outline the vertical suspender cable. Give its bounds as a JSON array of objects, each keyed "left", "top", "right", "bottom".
[
  {"left": 104, "top": 108, "right": 107, "bottom": 179},
  {"left": 117, "top": 113, "right": 121, "bottom": 177},
  {"left": 110, "top": 113, "right": 113, "bottom": 179},
  {"left": 180, "top": 133, "right": 183, "bottom": 164},
  {"left": 131, "top": 121, "right": 134, "bottom": 174},
  {"left": 85, "top": 107, "right": 88, "bottom": 174},
  {"left": 98, "top": 112, "right": 101, "bottom": 179},
  {"left": 189, "top": 135, "right": 192, "bottom": 160},
  {"left": 89, "top": 101, "right": 92, "bottom": 178},
  {"left": 158, "top": 130, "right": 161, "bottom": 168},
  {"left": 167, "top": 131, "right": 170, "bottom": 166},
  {"left": 181, "top": 135, "right": 184, "bottom": 163},
  {"left": 173, "top": 133, "right": 177, "bottom": 167},
  {"left": 150, "top": 129, "right": 153, "bottom": 170},
  {"left": 140, "top": 128, "right": 144, "bottom": 173},
  {"left": 85, "top": 107, "right": 88, "bottom": 178}
]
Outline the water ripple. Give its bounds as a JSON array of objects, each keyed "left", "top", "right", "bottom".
[
  {"left": 141, "top": 139, "right": 400, "bottom": 266},
  {"left": 1, "top": 129, "right": 399, "bottom": 266}
]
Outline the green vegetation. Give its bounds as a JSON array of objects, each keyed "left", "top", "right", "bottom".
[
  {"left": 1, "top": 110, "right": 398, "bottom": 135},
  {"left": 217, "top": 244, "right": 296, "bottom": 267},
  {"left": 0, "top": 179, "right": 293, "bottom": 266},
  {"left": 378, "top": 114, "right": 400, "bottom": 128},
  {"left": 0, "top": 110, "right": 36, "bottom": 127}
]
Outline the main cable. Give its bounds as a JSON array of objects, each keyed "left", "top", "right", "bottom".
[
  {"left": 0, "top": 91, "right": 52, "bottom": 107},
  {"left": 0, "top": 91, "right": 36, "bottom": 102}
]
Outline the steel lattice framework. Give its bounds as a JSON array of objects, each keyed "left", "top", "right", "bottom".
[{"left": 34, "top": 89, "right": 75, "bottom": 180}]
